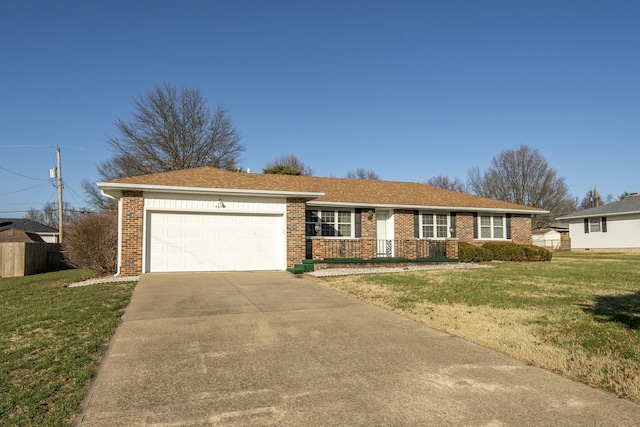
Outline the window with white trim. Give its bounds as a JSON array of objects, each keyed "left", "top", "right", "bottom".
[
  {"left": 479, "top": 215, "right": 505, "bottom": 239},
  {"left": 589, "top": 217, "right": 601, "bottom": 232},
  {"left": 421, "top": 213, "right": 449, "bottom": 239},
  {"left": 306, "top": 209, "right": 353, "bottom": 237}
]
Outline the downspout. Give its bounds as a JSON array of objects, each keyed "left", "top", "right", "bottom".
[
  {"left": 115, "top": 197, "right": 123, "bottom": 277},
  {"left": 100, "top": 190, "right": 122, "bottom": 277}
]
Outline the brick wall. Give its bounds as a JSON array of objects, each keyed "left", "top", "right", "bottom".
[
  {"left": 361, "top": 209, "right": 376, "bottom": 238},
  {"left": 286, "top": 198, "right": 306, "bottom": 267},
  {"left": 510, "top": 214, "right": 533, "bottom": 245},
  {"left": 456, "top": 212, "right": 476, "bottom": 243},
  {"left": 394, "top": 209, "right": 415, "bottom": 239},
  {"left": 455, "top": 212, "right": 533, "bottom": 245},
  {"left": 120, "top": 191, "right": 144, "bottom": 276}
]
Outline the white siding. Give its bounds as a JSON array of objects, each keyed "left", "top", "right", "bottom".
[
  {"left": 144, "top": 192, "right": 286, "bottom": 213},
  {"left": 568, "top": 213, "right": 640, "bottom": 249}
]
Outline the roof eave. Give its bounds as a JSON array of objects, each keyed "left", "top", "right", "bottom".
[
  {"left": 557, "top": 210, "right": 640, "bottom": 220},
  {"left": 96, "top": 182, "right": 324, "bottom": 200}
]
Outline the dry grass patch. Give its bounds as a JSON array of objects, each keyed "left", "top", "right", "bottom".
[{"left": 319, "top": 252, "right": 640, "bottom": 402}]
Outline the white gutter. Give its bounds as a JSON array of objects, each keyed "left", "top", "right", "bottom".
[{"left": 306, "top": 200, "right": 547, "bottom": 215}]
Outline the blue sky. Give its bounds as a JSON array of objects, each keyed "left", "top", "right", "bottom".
[{"left": 1, "top": 0, "right": 638, "bottom": 216}]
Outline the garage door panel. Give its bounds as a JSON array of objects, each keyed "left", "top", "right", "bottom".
[{"left": 147, "top": 212, "right": 284, "bottom": 273}]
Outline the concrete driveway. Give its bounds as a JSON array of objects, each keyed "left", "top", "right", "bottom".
[{"left": 76, "top": 272, "right": 640, "bottom": 426}]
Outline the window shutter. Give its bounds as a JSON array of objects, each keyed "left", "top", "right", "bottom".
[
  {"left": 584, "top": 218, "right": 589, "bottom": 233},
  {"left": 473, "top": 213, "right": 478, "bottom": 239},
  {"left": 449, "top": 213, "right": 456, "bottom": 238},
  {"left": 506, "top": 214, "right": 512, "bottom": 239},
  {"left": 354, "top": 208, "right": 362, "bottom": 238},
  {"left": 601, "top": 217, "right": 607, "bottom": 233},
  {"left": 414, "top": 211, "right": 420, "bottom": 238}
]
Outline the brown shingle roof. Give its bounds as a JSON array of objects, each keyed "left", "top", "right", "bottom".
[{"left": 102, "top": 167, "right": 544, "bottom": 212}]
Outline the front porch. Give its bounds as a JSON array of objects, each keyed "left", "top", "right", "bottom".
[{"left": 286, "top": 238, "right": 458, "bottom": 274}]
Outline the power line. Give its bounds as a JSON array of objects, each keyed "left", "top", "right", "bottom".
[
  {"left": 0, "top": 165, "right": 50, "bottom": 181},
  {"left": 63, "top": 181, "right": 91, "bottom": 207},
  {"left": 0, "top": 182, "right": 50, "bottom": 196}
]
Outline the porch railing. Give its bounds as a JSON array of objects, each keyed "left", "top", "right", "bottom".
[{"left": 307, "top": 238, "right": 455, "bottom": 261}]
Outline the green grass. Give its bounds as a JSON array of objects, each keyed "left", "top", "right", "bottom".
[
  {"left": 0, "top": 270, "right": 135, "bottom": 426},
  {"left": 321, "top": 252, "right": 640, "bottom": 402}
]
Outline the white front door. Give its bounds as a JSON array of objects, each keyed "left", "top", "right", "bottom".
[{"left": 376, "top": 212, "right": 392, "bottom": 257}]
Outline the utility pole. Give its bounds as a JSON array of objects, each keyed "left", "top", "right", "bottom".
[
  {"left": 56, "top": 146, "right": 64, "bottom": 243},
  {"left": 594, "top": 185, "right": 599, "bottom": 207}
]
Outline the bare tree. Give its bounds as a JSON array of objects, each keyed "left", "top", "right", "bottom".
[
  {"left": 263, "top": 154, "right": 313, "bottom": 175},
  {"left": 345, "top": 168, "right": 379, "bottom": 180},
  {"left": 25, "top": 201, "right": 83, "bottom": 229},
  {"left": 579, "top": 189, "right": 616, "bottom": 209},
  {"left": 426, "top": 175, "right": 467, "bottom": 193},
  {"left": 83, "top": 83, "right": 244, "bottom": 209},
  {"left": 467, "top": 145, "right": 575, "bottom": 229}
]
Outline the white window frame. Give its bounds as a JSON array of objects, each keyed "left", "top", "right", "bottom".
[
  {"left": 478, "top": 214, "right": 506, "bottom": 240},
  {"left": 589, "top": 217, "right": 601, "bottom": 232},
  {"left": 305, "top": 208, "right": 354, "bottom": 238},
  {"left": 420, "top": 212, "right": 450, "bottom": 239}
]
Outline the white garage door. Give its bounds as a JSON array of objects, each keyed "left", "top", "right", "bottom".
[{"left": 146, "top": 212, "right": 285, "bottom": 273}]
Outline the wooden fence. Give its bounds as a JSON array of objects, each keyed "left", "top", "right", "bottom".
[{"left": 0, "top": 243, "right": 65, "bottom": 277}]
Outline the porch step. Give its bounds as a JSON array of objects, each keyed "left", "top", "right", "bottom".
[
  {"left": 286, "top": 262, "right": 315, "bottom": 274},
  {"left": 287, "top": 264, "right": 306, "bottom": 274}
]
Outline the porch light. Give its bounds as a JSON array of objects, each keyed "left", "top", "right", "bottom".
[
  {"left": 367, "top": 210, "right": 374, "bottom": 220},
  {"left": 449, "top": 226, "right": 455, "bottom": 236},
  {"left": 217, "top": 199, "right": 226, "bottom": 208}
]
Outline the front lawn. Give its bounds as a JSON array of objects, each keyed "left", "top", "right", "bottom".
[
  {"left": 0, "top": 270, "right": 135, "bottom": 426},
  {"left": 319, "top": 252, "right": 640, "bottom": 402}
]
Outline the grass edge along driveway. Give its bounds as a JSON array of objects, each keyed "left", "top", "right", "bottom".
[
  {"left": 0, "top": 270, "right": 135, "bottom": 426},
  {"left": 319, "top": 251, "right": 640, "bottom": 403}
]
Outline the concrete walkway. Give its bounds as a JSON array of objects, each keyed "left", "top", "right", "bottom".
[{"left": 76, "top": 272, "right": 640, "bottom": 426}]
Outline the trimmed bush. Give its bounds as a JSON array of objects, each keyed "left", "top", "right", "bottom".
[
  {"left": 63, "top": 212, "right": 118, "bottom": 274},
  {"left": 523, "top": 244, "right": 553, "bottom": 261},
  {"left": 458, "top": 241, "right": 494, "bottom": 262},
  {"left": 482, "top": 242, "right": 552, "bottom": 262}
]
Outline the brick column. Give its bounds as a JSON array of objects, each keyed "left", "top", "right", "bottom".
[
  {"left": 360, "top": 237, "right": 375, "bottom": 260},
  {"left": 286, "top": 198, "right": 306, "bottom": 267},
  {"left": 120, "top": 191, "right": 144, "bottom": 276},
  {"left": 446, "top": 239, "right": 459, "bottom": 260},
  {"left": 311, "top": 237, "right": 325, "bottom": 261}
]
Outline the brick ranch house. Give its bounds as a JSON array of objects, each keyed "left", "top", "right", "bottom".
[{"left": 97, "top": 167, "right": 545, "bottom": 277}]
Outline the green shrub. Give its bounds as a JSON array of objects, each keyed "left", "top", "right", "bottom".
[
  {"left": 63, "top": 212, "right": 118, "bottom": 274},
  {"left": 481, "top": 242, "right": 552, "bottom": 262},
  {"left": 523, "top": 244, "right": 553, "bottom": 261},
  {"left": 482, "top": 242, "right": 526, "bottom": 261},
  {"left": 458, "top": 241, "right": 494, "bottom": 262}
]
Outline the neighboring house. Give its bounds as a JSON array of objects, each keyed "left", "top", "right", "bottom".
[
  {"left": 97, "top": 167, "right": 546, "bottom": 277},
  {"left": 0, "top": 228, "right": 45, "bottom": 243},
  {"left": 0, "top": 219, "right": 59, "bottom": 243},
  {"left": 557, "top": 193, "right": 640, "bottom": 250},
  {"left": 532, "top": 223, "right": 569, "bottom": 250}
]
